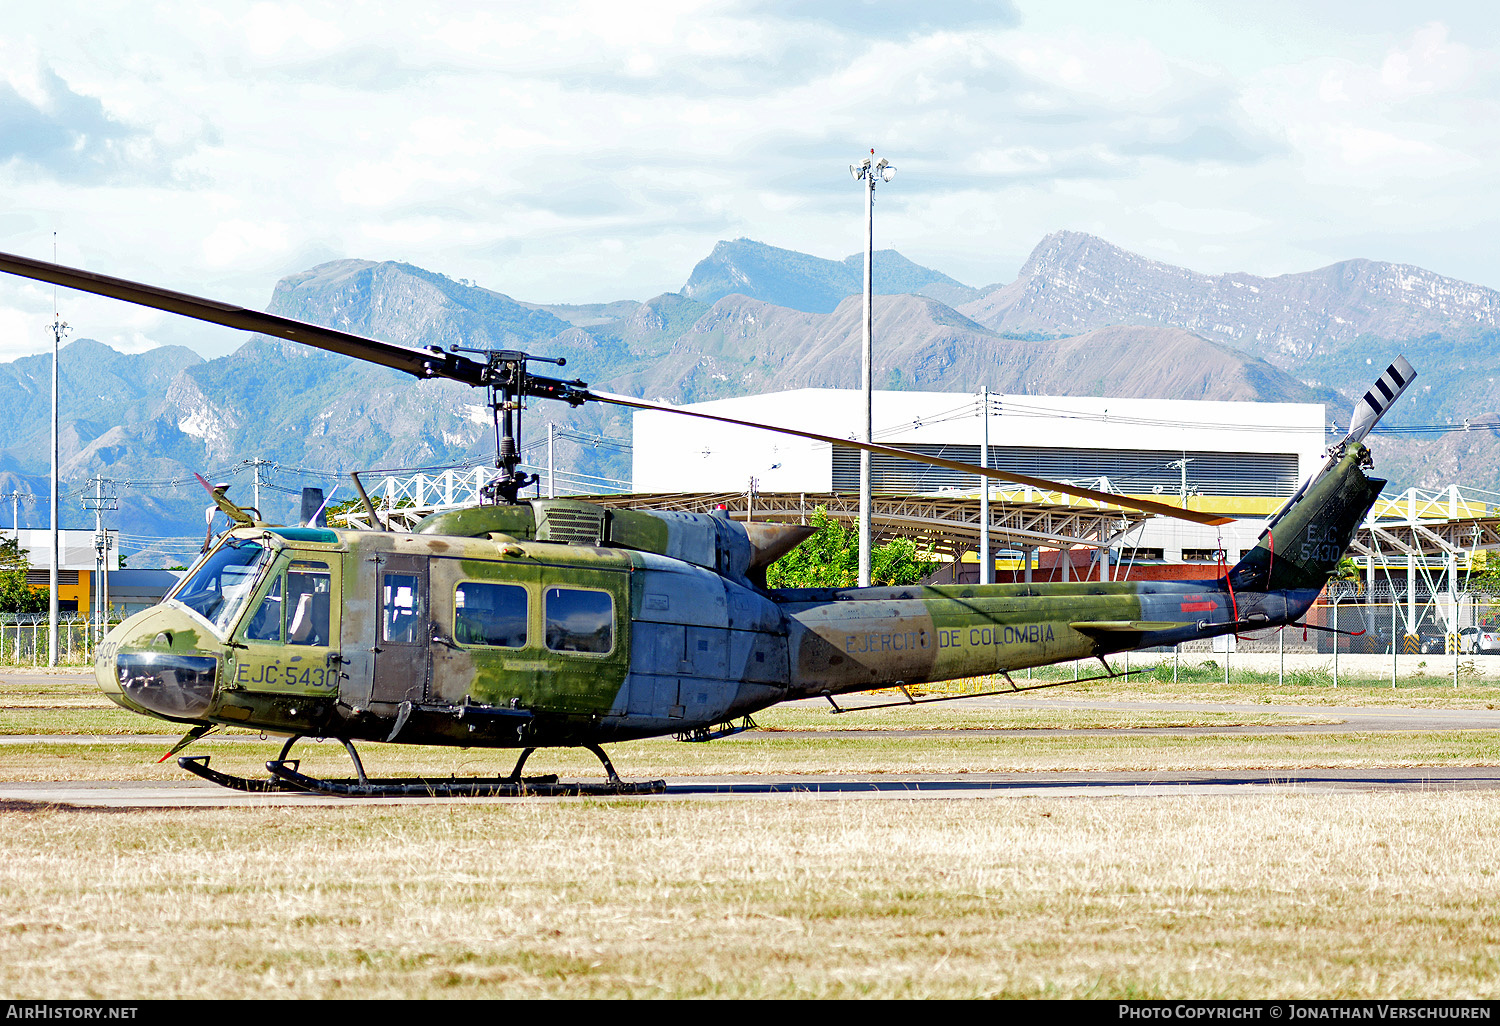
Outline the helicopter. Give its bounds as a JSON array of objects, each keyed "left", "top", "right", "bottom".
[{"left": 0, "top": 249, "right": 1415, "bottom": 796}]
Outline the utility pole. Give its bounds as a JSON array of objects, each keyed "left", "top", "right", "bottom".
[
  {"left": 83, "top": 475, "right": 118, "bottom": 642},
  {"left": 0, "top": 491, "right": 32, "bottom": 540},
  {"left": 979, "top": 388, "right": 990, "bottom": 585}
]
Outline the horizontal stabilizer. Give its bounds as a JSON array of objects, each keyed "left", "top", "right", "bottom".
[
  {"left": 1070, "top": 620, "right": 1195, "bottom": 634},
  {"left": 743, "top": 522, "right": 819, "bottom": 571}
]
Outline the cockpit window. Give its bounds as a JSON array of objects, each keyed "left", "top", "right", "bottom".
[
  {"left": 169, "top": 540, "right": 270, "bottom": 635},
  {"left": 286, "top": 562, "right": 332, "bottom": 646},
  {"left": 244, "top": 574, "right": 283, "bottom": 642}
]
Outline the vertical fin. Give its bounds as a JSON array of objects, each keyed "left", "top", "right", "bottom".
[{"left": 1232, "top": 444, "right": 1384, "bottom": 592}]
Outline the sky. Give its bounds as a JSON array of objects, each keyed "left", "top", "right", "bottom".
[{"left": 0, "top": 0, "right": 1497, "bottom": 360}]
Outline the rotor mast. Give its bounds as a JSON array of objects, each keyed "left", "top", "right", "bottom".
[{"left": 449, "top": 347, "right": 588, "bottom": 504}]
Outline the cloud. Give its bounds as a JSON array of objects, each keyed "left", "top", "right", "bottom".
[
  {"left": 1118, "top": 118, "right": 1283, "bottom": 166},
  {"left": 0, "top": 1, "right": 1496, "bottom": 356},
  {"left": 263, "top": 45, "right": 438, "bottom": 91},
  {"left": 748, "top": 0, "right": 1020, "bottom": 38},
  {"left": 0, "top": 64, "right": 163, "bottom": 184}
]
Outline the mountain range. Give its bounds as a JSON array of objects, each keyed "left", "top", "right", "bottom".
[{"left": 7, "top": 231, "right": 1499, "bottom": 566}]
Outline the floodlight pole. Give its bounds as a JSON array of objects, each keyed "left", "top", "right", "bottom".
[
  {"left": 980, "top": 388, "right": 990, "bottom": 584},
  {"left": 48, "top": 237, "right": 68, "bottom": 668},
  {"left": 1169, "top": 457, "right": 1193, "bottom": 503},
  {"left": 851, "top": 150, "right": 895, "bottom": 587}
]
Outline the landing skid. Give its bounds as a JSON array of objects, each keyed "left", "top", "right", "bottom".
[{"left": 177, "top": 737, "right": 666, "bottom": 798}]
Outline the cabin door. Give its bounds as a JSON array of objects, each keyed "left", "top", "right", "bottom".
[{"left": 371, "top": 553, "right": 431, "bottom": 705}]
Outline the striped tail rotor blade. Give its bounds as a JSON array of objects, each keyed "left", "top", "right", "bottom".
[{"left": 1347, "top": 355, "right": 1415, "bottom": 444}]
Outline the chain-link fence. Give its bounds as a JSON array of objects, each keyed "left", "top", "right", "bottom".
[
  {"left": 1172, "top": 584, "right": 1498, "bottom": 657},
  {"left": 0, "top": 614, "right": 121, "bottom": 666}
]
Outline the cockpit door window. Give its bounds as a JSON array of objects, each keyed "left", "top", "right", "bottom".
[
  {"left": 286, "top": 562, "right": 332, "bottom": 646},
  {"left": 241, "top": 560, "right": 332, "bottom": 646}
]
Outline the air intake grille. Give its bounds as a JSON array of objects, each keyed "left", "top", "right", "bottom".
[{"left": 537, "top": 507, "right": 606, "bottom": 546}]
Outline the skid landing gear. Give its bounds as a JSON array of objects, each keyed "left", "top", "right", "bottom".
[{"left": 178, "top": 736, "right": 666, "bottom": 797}]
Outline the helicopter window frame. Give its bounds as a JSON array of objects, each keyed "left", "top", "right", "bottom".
[
  {"left": 453, "top": 581, "right": 529, "bottom": 650},
  {"left": 543, "top": 586, "right": 615, "bottom": 656},
  {"left": 382, "top": 572, "right": 424, "bottom": 645},
  {"left": 285, "top": 560, "right": 334, "bottom": 647},
  {"left": 242, "top": 571, "right": 284, "bottom": 643}
]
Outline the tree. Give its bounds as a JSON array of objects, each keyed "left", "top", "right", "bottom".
[
  {"left": 766, "top": 508, "right": 938, "bottom": 589},
  {"left": 324, "top": 495, "right": 364, "bottom": 527},
  {"left": 1469, "top": 551, "right": 1500, "bottom": 594},
  {"left": 0, "top": 537, "right": 46, "bottom": 615}
]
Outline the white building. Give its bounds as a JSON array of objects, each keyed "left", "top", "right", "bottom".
[
  {"left": 15, "top": 529, "right": 119, "bottom": 572},
  {"left": 12, "top": 528, "right": 121, "bottom": 616},
  {"left": 633, "top": 388, "right": 1329, "bottom": 564}
]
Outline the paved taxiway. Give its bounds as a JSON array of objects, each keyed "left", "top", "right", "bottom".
[
  {"left": 3, "top": 688, "right": 1500, "bottom": 806},
  {"left": 4, "top": 767, "right": 1500, "bottom": 808}
]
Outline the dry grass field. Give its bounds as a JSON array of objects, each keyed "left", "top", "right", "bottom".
[
  {"left": 3, "top": 795, "right": 1500, "bottom": 998},
  {"left": 4, "top": 667, "right": 1500, "bottom": 998}
]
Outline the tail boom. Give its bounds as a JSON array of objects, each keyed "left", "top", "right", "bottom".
[{"left": 773, "top": 444, "right": 1384, "bottom": 696}]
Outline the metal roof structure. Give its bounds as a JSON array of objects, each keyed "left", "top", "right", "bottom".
[
  {"left": 1351, "top": 486, "right": 1500, "bottom": 563},
  {"left": 336, "top": 467, "right": 1150, "bottom": 561},
  {"left": 336, "top": 471, "right": 1500, "bottom": 597},
  {"left": 586, "top": 490, "right": 1146, "bottom": 561}
]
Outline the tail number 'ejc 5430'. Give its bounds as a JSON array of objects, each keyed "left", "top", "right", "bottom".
[
  {"left": 234, "top": 658, "right": 339, "bottom": 689},
  {"left": 1300, "top": 523, "right": 1346, "bottom": 565}
]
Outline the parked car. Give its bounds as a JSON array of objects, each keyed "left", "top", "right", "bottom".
[
  {"left": 1453, "top": 627, "right": 1500, "bottom": 654},
  {"left": 1419, "top": 631, "right": 1448, "bottom": 654}
]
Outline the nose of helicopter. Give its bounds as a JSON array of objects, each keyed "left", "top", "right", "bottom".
[
  {"left": 111, "top": 650, "right": 219, "bottom": 719},
  {"left": 95, "top": 610, "right": 220, "bottom": 721}
]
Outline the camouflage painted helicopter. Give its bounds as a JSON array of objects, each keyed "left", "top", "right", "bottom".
[{"left": 0, "top": 250, "right": 1414, "bottom": 796}]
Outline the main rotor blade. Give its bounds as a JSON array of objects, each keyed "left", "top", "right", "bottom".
[
  {"left": 0, "top": 247, "right": 1238, "bottom": 529},
  {"left": 0, "top": 250, "right": 490, "bottom": 387},
  {"left": 588, "top": 390, "right": 1234, "bottom": 526}
]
